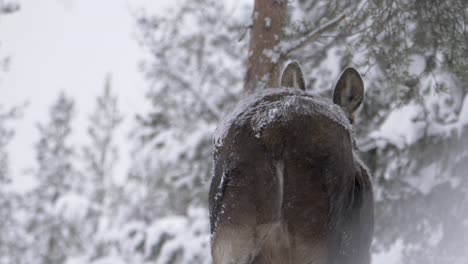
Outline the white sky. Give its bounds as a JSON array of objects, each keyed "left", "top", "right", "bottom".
[{"left": 0, "top": 0, "right": 172, "bottom": 190}]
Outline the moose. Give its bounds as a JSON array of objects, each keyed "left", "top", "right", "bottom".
[{"left": 209, "top": 62, "right": 374, "bottom": 264}]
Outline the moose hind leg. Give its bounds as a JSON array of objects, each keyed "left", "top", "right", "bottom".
[{"left": 212, "top": 225, "right": 257, "bottom": 264}]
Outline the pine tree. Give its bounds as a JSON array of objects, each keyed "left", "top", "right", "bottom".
[
  {"left": 133, "top": 0, "right": 249, "bottom": 219},
  {"left": 0, "top": 7, "right": 28, "bottom": 263},
  {"left": 82, "top": 75, "right": 123, "bottom": 259},
  {"left": 27, "top": 93, "right": 86, "bottom": 264},
  {"left": 119, "top": 1, "right": 250, "bottom": 262},
  {"left": 35, "top": 93, "right": 77, "bottom": 202},
  {"left": 0, "top": 105, "right": 27, "bottom": 264},
  {"left": 0, "top": 105, "right": 21, "bottom": 183},
  {"left": 83, "top": 75, "right": 122, "bottom": 205},
  {"left": 291, "top": 1, "right": 468, "bottom": 262}
]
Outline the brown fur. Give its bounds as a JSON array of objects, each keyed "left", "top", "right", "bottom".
[{"left": 209, "top": 66, "right": 373, "bottom": 264}]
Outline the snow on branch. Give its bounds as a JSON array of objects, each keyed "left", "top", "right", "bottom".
[
  {"left": 279, "top": 11, "right": 347, "bottom": 56},
  {"left": 161, "top": 68, "right": 223, "bottom": 122}
]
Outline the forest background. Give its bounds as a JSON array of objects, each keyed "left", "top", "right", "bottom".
[{"left": 1, "top": 0, "right": 467, "bottom": 263}]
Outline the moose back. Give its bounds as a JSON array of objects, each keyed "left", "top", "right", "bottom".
[{"left": 209, "top": 63, "right": 374, "bottom": 264}]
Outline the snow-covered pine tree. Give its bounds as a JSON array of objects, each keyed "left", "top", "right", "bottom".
[
  {"left": 292, "top": 1, "right": 468, "bottom": 262},
  {"left": 132, "top": 0, "right": 248, "bottom": 217},
  {"left": 116, "top": 0, "right": 250, "bottom": 262},
  {"left": 357, "top": 2, "right": 468, "bottom": 262},
  {"left": 0, "top": 105, "right": 22, "bottom": 183},
  {"left": 82, "top": 75, "right": 124, "bottom": 260},
  {"left": 26, "top": 93, "right": 89, "bottom": 264},
  {"left": 35, "top": 93, "right": 77, "bottom": 202},
  {"left": 0, "top": 8, "right": 29, "bottom": 263},
  {"left": 0, "top": 0, "right": 22, "bottom": 182},
  {"left": 83, "top": 75, "right": 122, "bottom": 205},
  {"left": 0, "top": 105, "right": 28, "bottom": 264}
]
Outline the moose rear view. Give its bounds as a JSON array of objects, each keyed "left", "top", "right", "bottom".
[{"left": 209, "top": 63, "right": 374, "bottom": 264}]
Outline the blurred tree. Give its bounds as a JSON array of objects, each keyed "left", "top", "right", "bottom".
[
  {"left": 0, "top": 0, "right": 20, "bottom": 84},
  {"left": 0, "top": 105, "right": 27, "bottom": 264},
  {"left": 0, "top": 6, "right": 30, "bottom": 263},
  {"left": 82, "top": 75, "right": 124, "bottom": 260},
  {"left": 26, "top": 93, "right": 88, "bottom": 264},
  {"left": 35, "top": 93, "right": 77, "bottom": 203},
  {"left": 132, "top": 0, "right": 248, "bottom": 220},
  {"left": 121, "top": 0, "right": 251, "bottom": 262},
  {"left": 292, "top": 0, "right": 468, "bottom": 262},
  {"left": 83, "top": 75, "right": 123, "bottom": 205},
  {"left": 0, "top": 106, "right": 21, "bottom": 183}
]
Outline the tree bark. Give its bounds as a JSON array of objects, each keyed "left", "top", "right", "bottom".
[{"left": 244, "top": 0, "right": 287, "bottom": 92}]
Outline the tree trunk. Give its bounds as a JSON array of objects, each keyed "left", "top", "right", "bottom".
[{"left": 244, "top": 0, "right": 287, "bottom": 92}]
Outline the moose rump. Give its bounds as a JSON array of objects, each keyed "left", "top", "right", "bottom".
[{"left": 209, "top": 65, "right": 373, "bottom": 264}]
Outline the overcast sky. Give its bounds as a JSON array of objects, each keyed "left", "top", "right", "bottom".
[{"left": 0, "top": 0, "right": 172, "bottom": 190}]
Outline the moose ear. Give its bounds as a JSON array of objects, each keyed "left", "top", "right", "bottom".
[
  {"left": 333, "top": 67, "right": 364, "bottom": 124},
  {"left": 281, "top": 62, "right": 305, "bottom": 91}
]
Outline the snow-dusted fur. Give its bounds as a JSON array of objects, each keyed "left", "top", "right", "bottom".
[{"left": 210, "top": 88, "right": 373, "bottom": 264}]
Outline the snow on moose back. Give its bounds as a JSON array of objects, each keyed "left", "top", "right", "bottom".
[{"left": 209, "top": 63, "right": 374, "bottom": 264}]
